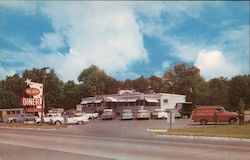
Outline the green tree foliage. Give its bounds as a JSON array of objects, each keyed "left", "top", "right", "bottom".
[
  {"left": 45, "top": 69, "right": 64, "bottom": 109},
  {"left": 207, "top": 77, "right": 228, "bottom": 105},
  {"left": 0, "top": 91, "right": 19, "bottom": 109},
  {"left": 0, "top": 74, "right": 26, "bottom": 97},
  {"left": 147, "top": 76, "right": 163, "bottom": 93},
  {"left": 228, "top": 75, "right": 250, "bottom": 110},
  {"left": 0, "top": 64, "right": 249, "bottom": 110},
  {"left": 78, "top": 65, "right": 117, "bottom": 95},
  {"left": 132, "top": 76, "right": 149, "bottom": 93},
  {"left": 63, "top": 81, "right": 82, "bottom": 110},
  {"left": 239, "top": 98, "right": 245, "bottom": 114},
  {"left": 162, "top": 63, "right": 206, "bottom": 103}
]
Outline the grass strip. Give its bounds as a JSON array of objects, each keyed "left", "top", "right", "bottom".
[
  {"left": 0, "top": 122, "right": 67, "bottom": 129},
  {"left": 150, "top": 123, "right": 250, "bottom": 139}
]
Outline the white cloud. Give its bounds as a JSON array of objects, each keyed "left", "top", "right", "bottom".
[
  {"left": 37, "top": 2, "right": 149, "bottom": 81},
  {"left": 40, "top": 33, "right": 65, "bottom": 51},
  {"left": 0, "top": 64, "right": 16, "bottom": 79},
  {"left": 194, "top": 50, "right": 240, "bottom": 80},
  {"left": 153, "top": 71, "right": 163, "bottom": 77},
  {"left": 2, "top": 2, "right": 150, "bottom": 81},
  {"left": 1, "top": 1, "right": 248, "bottom": 81},
  {"left": 162, "top": 61, "right": 171, "bottom": 69}
]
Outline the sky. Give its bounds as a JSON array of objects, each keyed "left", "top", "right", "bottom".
[{"left": 0, "top": 1, "right": 249, "bottom": 82}]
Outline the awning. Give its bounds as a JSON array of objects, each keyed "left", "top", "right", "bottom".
[
  {"left": 80, "top": 101, "right": 92, "bottom": 104},
  {"left": 104, "top": 97, "right": 118, "bottom": 102},
  {"left": 126, "top": 98, "right": 137, "bottom": 102},
  {"left": 94, "top": 99, "right": 103, "bottom": 103},
  {"left": 118, "top": 98, "right": 137, "bottom": 102},
  {"left": 145, "top": 98, "right": 159, "bottom": 103}
]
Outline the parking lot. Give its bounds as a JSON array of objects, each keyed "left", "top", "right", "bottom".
[{"left": 54, "top": 117, "right": 193, "bottom": 139}]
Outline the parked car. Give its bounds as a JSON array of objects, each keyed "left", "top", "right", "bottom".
[
  {"left": 165, "top": 109, "right": 182, "bottom": 119},
  {"left": 8, "top": 114, "right": 36, "bottom": 123},
  {"left": 85, "top": 112, "right": 99, "bottom": 119},
  {"left": 35, "top": 112, "right": 62, "bottom": 123},
  {"left": 151, "top": 109, "right": 168, "bottom": 119},
  {"left": 101, "top": 109, "right": 115, "bottom": 120},
  {"left": 135, "top": 110, "right": 150, "bottom": 120},
  {"left": 121, "top": 109, "right": 133, "bottom": 120},
  {"left": 192, "top": 106, "right": 239, "bottom": 125},
  {"left": 50, "top": 113, "right": 89, "bottom": 125}
]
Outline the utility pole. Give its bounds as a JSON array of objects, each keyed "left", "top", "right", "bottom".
[{"left": 40, "top": 67, "right": 50, "bottom": 125}]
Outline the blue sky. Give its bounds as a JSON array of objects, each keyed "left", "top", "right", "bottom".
[{"left": 0, "top": 1, "right": 249, "bottom": 82}]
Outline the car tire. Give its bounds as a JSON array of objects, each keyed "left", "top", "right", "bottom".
[
  {"left": 200, "top": 119, "right": 207, "bottom": 125},
  {"left": 55, "top": 121, "right": 61, "bottom": 126},
  {"left": 229, "top": 118, "right": 236, "bottom": 124},
  {"left": 78, "top": 121, "right": 83, "bottom": 125}
]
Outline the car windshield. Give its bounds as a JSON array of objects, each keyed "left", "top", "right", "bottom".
[{"left": 123, "top": 110, "right": 132, "bottom": 113}]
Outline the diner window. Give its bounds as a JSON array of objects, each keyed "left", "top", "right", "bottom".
[{"left": 163, "top": 99, "right": 168, "bottom": 103}]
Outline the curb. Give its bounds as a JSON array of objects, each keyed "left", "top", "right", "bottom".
[
  {"left": 0, "top": 126, "right": 64, "bottom": 131},
  {"left": 154, "top": 134, "right": 250, "bottom": 142},
  {"left": 146, "top": 128, "right": 250, "bottom": 142}
]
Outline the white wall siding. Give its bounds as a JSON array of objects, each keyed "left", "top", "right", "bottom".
[{"left": 160, "top": 93, "right": 186, "bottom": 110}]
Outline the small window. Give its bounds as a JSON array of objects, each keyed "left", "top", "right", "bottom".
[
  {"left": 16, "top": 110, "right": 20, "bottom": 114},
  {"left": 12, "top": 111, "right": 15, "bottom": 114},
  {"left": 163, "top": 99, "right": 168, "bottom": 103},
  {"left": 7, "top": 111, "right": 10, "bottom": 115}
]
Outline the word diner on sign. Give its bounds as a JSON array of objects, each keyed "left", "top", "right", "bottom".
[
  {"left": 25, "top": 88, "right": 40, "bottom": 96},
  {"left": 22, "top": 98, "right": 42, "bottom": 106}
]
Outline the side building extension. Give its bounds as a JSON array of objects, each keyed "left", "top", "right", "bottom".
[
  {"left": 76, "top": 90, "right": 186, "bottom": 114},
  {"left": 0, "top": 108, "right": 24, "bottom": 122}
]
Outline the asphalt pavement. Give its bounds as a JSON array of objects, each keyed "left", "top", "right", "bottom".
[{"left": 0, "top": 118, "right": 249, "bottom": 160}]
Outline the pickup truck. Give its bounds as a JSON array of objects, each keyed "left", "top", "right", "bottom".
[{"left": 50, "top": 113, "right": 89, "bottom": 125}]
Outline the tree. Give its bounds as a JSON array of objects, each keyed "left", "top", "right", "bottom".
[
  {"left": 162, "top": 63, "right": 206, "bottom": 103},
  {"left": 228, "top": 75, "right": 250, "bottom": 110},
  {"left": 63, "top": 81, "right": 82, "bottom": 110},
  {"left": 132, "top": 76, "right": 149, "bottom": 93},
  {"left": 147, "top": 76, "right": 163, "bottom": 93},
  {"left": 1, "top": 74, "right": 26, "bottom": 97},
  {"left": 0, "top": 91, "right": 19, "bottom": 109},
  {"left": 207, "top": 78, "right": 228, "bottom": 105},
  {"left": 239, "top": 98, "right": 245, "bottom": 114},
  {"left": 45, "top": 69, "right": 64, "bottom": 109},
  {"left": 78, "top": 65, "right": 115, "bottom": 95}
]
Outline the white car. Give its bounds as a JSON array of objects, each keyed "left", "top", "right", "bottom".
[
  {"left": 151, "top": 109, "right": 168, "bottom": 119},
  {"left": 50, "top": 113, "right": 89, "bottom": 125},
  {"left": 35, "top": 113, "right": 61, "bottom": 123},
  {"left": 85, "top": 112, "right": 99, "bottom": 119}
]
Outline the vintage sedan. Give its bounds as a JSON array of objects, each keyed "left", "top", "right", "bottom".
[
  {"left": 135, "top": 110, "right": 150, "bottom": 120},
  {"left": 8, "top": 113, "right": 37, "bottom": 123},
  {"left": 101, "top": 109, "right": 115, "bottom": 120},
  {"left": 121, "top": 109, "right": 133, "bottom": 120},
  {"left": 151, "top": 109, "right": 168, "bottom": 119}
]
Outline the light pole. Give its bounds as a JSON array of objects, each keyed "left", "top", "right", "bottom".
[{"left": 40, "top": 67, "right": 50, "bottom": 125}]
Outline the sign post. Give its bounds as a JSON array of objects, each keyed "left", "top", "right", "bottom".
[
  {"left": 24, "top": 78, "right": 44, "bottom": 124},
  {"left": 167, "top": 110, "right": 175, "bottom": 129}
]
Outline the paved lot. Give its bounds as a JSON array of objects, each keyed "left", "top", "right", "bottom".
[
  {"left": 0, "top": 126, "right": 249, "bottom": 160},
  {"left": 1, "top": 118, "right": 249, "bottom": 160},
  {"left": 54, "top": 117, "right": 194, "bottom": 139}
]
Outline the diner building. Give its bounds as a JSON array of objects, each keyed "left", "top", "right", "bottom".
[{"left": 77, "top": 90, "right": 186, "bottom": 114}]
